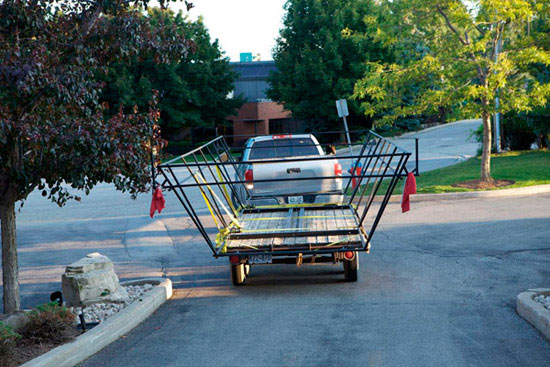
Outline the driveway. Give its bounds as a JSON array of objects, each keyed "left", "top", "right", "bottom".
[
  {"left": 338, "top": 119, "right": 481, "bottom": 173},
  {"left": 77, "top": 193, "right": 550, "bottom": 367}
]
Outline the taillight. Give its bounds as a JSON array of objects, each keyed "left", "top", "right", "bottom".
[
  {"left": 334, "top": 162, "right": 343, "bottom": 176},
  {"left": 229, "top": 255, "right": 240, "bottom": 264},
  {"left": 344, "top": 251, "right": 354, "bottom": 260},
  {"left": 244, "top": 168, "right": 253, "bottom": 189}
]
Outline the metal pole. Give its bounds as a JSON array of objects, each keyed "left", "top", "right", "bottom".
[
  {"left": 342, "top": 115, "right": 353, "bottom": 156},
  {"left": 415, "top": 138, "right": 419, "bottom": 175},
  {"left": 494, "top": 36, "right": 502, "bottom": 153}
]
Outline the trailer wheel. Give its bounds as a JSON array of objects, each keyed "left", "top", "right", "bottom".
[
  {"left": 343, "top": 253, "right": 359, "bottom": 282},
  {"left": 230, "top": 264, "right": 246, "bottom": 286}
]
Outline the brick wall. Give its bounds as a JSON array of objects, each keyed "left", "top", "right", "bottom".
[{"left": 229, "top": 101, "right": 293, "bottom": 144}]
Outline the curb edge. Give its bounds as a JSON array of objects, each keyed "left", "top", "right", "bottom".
[
  {"left": 516, "top": 289, "right": 550, "bottom": 340},
  {"left": 21, "top": 277, "right": 172, "bottom": 367}
]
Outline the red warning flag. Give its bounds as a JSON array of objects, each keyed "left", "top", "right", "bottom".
[
  {"left": 150, "top": 187, "right": 166, "bottom": 218},
  {"left": 401, "top": 172, "right": 417, "bottom": 213}
]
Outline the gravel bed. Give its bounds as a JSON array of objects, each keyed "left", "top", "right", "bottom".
[
  {"left": 533, "top": 294, "right": 550, "bottom": 310},
  {"left": 73, "top": 284, "right": 154, "bottom": 324}
]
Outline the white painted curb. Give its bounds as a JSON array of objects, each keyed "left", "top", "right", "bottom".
[
  {"left": 361, "top": 184, "right": 550, "bottom": 203},
  {"left": 517, "top": 289, "right": 550, "bottom": 340},
  {"left": 21, "top": 277, "right": 172, "bottom": 367}
]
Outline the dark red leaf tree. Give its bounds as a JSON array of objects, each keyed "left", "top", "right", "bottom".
[{"left": 0, "top": 0, "right": 190, "bottom": 313}]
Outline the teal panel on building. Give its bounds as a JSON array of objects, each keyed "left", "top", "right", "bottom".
[{"left": 240, "top": 52, "right": 253, "bottom": 62}]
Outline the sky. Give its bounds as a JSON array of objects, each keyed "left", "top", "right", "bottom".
[{"left": 168, "top": 0, "right": 287, "bottom": 61}]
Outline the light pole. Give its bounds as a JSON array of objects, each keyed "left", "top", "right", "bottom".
[{"left": 494, "top": 34, "right": 502, "bottom": 153}]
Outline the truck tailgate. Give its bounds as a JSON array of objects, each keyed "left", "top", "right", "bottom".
[{"left": 250, "top": 158, "right": 342, "bottom": 197}]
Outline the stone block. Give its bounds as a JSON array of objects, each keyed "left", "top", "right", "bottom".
[{"left": 62, "top": 253, "right": 128, "bottom": 307}]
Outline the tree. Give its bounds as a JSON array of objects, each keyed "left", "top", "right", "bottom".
[
  {"left": 354, "top": 0, "right": 550, "bottom": 183},
  {"left": 0, "top": 0, "right": 189, "bottom": 313},
  {"left": 101, "top": 10, "right": 242, "bottom": 141},
  {"left": 268, "top": 0, "right": 391, "bottom": 133}
]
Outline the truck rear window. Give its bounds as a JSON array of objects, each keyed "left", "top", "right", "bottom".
[{"left": 248, "top": 138, "right": 320, "bottom": 160}]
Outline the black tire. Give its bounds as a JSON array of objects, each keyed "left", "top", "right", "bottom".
[
  {"left": 230, "top": 263, "right": 246, "bottom": 286},
  {"left": 343, "top": 253, "right": 359, "bottom": 282}
]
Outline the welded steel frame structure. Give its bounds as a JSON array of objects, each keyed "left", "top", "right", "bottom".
[{"left": 154, "top": 130, "right": 415, "bottom": 258}]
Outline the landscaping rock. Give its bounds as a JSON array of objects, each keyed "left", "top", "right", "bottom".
[
  {"left": 534, "top": 294, "right": 550, "bottom": 310},
  {"left": 61, "top": 253, "right": 128, "bottom": 307},
  {"left": 73, "top": 283, "right": 155, "bottom": 324}
]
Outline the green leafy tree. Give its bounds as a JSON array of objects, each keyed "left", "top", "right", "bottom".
[
  {"left": 354, "top": 0, "right": 550, "bottom": 183},
  {"left": 0, "top": 0, "right": 189, "bottom": 313},
  {"left": 101, "top": 10, "right": 242, "bottom": 141},
  {"left": 268, "top": 0, "right": 391, "bottom": 132}
]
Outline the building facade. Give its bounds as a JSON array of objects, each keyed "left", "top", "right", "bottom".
[{"left": 228, "top": 61, "right": 299, "bottom": 144}]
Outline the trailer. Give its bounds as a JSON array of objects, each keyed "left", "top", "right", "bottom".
[{"left": 154, "top": 130, "right": 416, "bottom": 285}]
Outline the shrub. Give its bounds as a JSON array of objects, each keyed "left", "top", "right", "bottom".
[
  {"left": 19, "top": 302, "right": 76, "bottom": 345},
  {"left": 0, "top": 322, "right": 21, "bottom": 364},
  {"left": 503, "top": 111, "right": 537, "bottom": 150}
]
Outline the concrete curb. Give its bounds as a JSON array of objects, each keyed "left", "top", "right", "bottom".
[
  {"left": 517, "top": 289, "right": 550, "bottom": 340},
  {"left": 364, "top": 184, "right": 550, "bottom": 203},
  {"left": 21, "top": 277, "right": 172, "bottom": 367}
]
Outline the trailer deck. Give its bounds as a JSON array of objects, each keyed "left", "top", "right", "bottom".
[{"left": 222, "top": 205, "right": 366, "bottom": 253}]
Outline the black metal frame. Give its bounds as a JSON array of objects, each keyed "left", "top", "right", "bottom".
[{"left": 155, "top": 130, "right": 414, "bottom": 258}]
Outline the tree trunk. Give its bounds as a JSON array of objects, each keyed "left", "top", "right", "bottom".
[
  {"left": 0, "top": 199, "right": 20, "bottom": 314},
  {"left": 481, "top": 112, "right": 493, "bottom": 183}
]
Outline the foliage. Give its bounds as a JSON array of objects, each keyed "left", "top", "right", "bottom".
[
  {"left": 353, "top": 0, "right": 550, "bottom": 181},
  {"left": 268, "top": 0, "right": 392, "bottom": 132},
  {"left": 19, "top": 302, "right": 76, "bottom": 345},
  {"left": 0, "top": 322, "right": 21, "bottom": 361},
  {"left": 0, "top": 0, "right": 189, "bottom": 313},
  {"left": 0, "top": 0, "right": 188, "bottom": 206},
  {"left": 502, "top": 111, "right": 537, "bottom": 150},
  {"left": 101, "top": 9, "right": 242, "bottom": 140}
]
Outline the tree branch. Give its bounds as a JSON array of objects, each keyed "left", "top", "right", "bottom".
[{"left": 436, "top": 5, "right": 468, "bottom": 46}]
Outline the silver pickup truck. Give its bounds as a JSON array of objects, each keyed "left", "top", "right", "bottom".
[{"left": 233, "top": 134, "right": 343, "bottom": 206}]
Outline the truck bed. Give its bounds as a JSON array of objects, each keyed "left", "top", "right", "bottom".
[{"left": 223, "top": 206, "right": 367, "bottom": 253}]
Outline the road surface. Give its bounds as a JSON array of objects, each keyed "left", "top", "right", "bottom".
[
  {"left": 338, "top": 119, "right": 481, "bottom": 173},
  {"left": 78, "top": 193, "right": 550, "bottom": 367},
  {"left": 6, "top": 119, "right": 550, "bottom": 365}
]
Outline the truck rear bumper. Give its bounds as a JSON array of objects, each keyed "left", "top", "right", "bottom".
[{"left": 246, "top": 192, "right": 344, "bottom": 206}]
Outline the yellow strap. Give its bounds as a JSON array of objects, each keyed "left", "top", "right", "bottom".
[
  {"left": 199, "top": 185, "right": 220, "bottom": 229},
  {"left": 241, "top": 227, "right": 356, "bottom": 233},
  {"left": 241, "top": 215, "right": 355, "bottom": 221},
  {"left": 322, "top": 237, "right": 354, "bottom": 248},
  {"left": 253, "top": 202, "right": 344, "bottom": 209},
  {"left": 194, "top": 173, "right": 241, "bottom": 229},
  {"left": 215, "top": 166, "right": 238, "bottom": 216}
]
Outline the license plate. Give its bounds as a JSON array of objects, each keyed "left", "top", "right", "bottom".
[
  {"left": 288, "top": 196, "right": 303, "bottom": 204},
  {"left": 248, "top": 254, "right": 272, "bottom": 264}
]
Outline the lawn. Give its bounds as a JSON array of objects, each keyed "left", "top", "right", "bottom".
[{"left": 357, "top": 149, "right": 550, "bottom": 195}]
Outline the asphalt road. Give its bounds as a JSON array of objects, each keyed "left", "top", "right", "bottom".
[
  {"left": 7, "top": 119, "right": 550, "bottom": 365},
  {"left": 75, "top": 193, "right": 550, "bottom": 367},
  {"left": 338, "top": 119, "right": 481, "bottom": 174}
]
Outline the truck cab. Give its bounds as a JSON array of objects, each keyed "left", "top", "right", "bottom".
[{"left": 234, "top": 134, "right": 344, "bottom": 207}]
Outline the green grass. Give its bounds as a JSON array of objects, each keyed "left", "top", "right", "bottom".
[{"left": 355, "top": 149, "right": 550, "bottom": 195}]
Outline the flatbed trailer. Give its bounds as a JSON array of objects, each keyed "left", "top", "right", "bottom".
[{"left": 154, "top": 130, "right": 416, "bottom": 284}]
